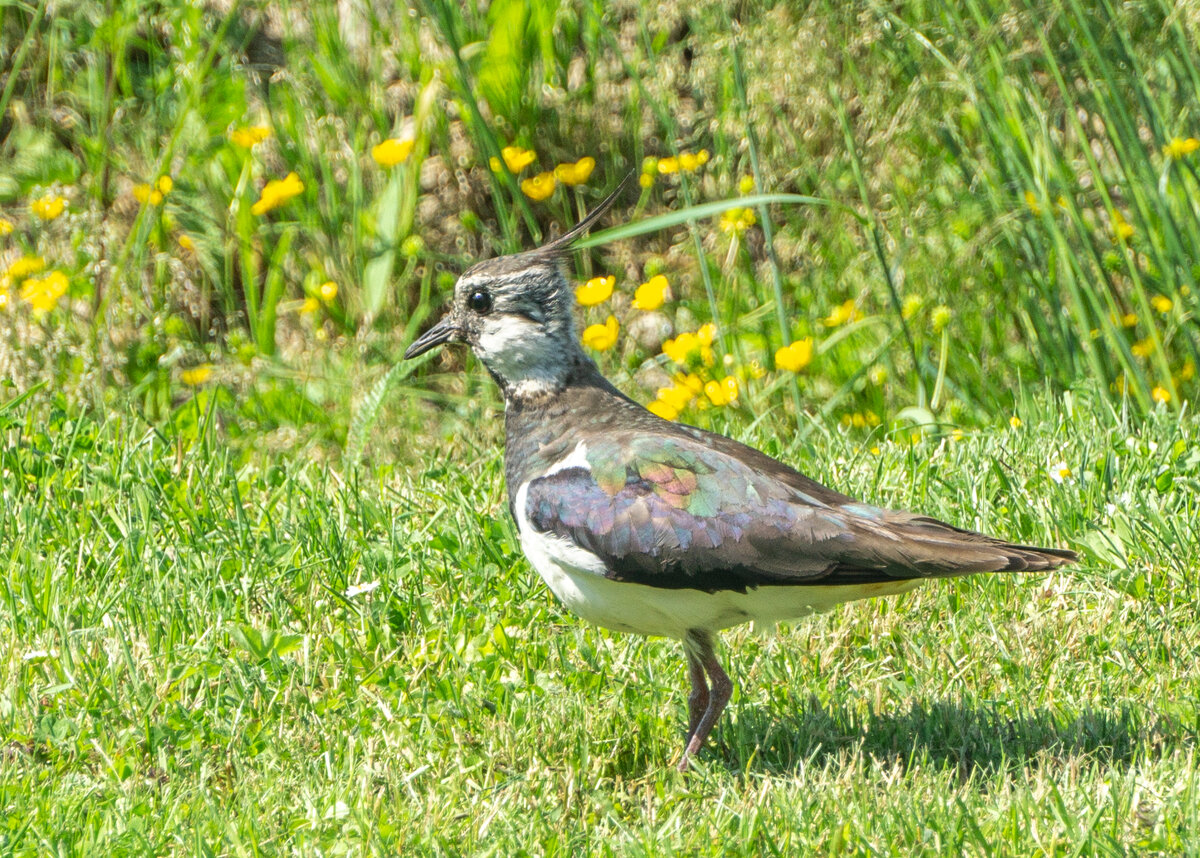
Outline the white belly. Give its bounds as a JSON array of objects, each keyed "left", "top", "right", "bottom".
[{"left": 513, "top": 482, "right": 921, "bottom": 639}]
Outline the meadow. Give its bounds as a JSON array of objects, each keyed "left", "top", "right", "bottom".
[{"left": 2, "top": 0, "right": 1199, "bottom": 854}]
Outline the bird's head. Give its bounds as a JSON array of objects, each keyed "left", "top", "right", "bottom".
[{"left": 404, "top": 177, "right": 628, "bottom": 400}]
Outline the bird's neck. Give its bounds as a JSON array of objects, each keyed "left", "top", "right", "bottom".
[{"left": 502, "top": 356, "right": 635, "bottom": 505}]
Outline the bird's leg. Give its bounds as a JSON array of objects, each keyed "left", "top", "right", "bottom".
[
  {"left": 677, "top": 630, "right": 732, "bottom": 771},
  {"left": 684, "top": 647, "right": 709, "bottom": 744}
]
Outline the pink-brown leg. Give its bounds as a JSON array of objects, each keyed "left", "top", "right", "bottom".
[{"left": 676, "top": 630, "right": 732, "bottom": 771}]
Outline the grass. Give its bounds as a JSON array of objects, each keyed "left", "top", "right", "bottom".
[
  {"left": 3, "top": 0, "right": 1200, "bottom": 853},
  {"left": 2, "top": 392, "right": 1199, "bottom": 854}
]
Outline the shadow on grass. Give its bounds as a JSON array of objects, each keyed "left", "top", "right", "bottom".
[{"left": 718, "top": 697, "right": 1186, "bottom": 779}]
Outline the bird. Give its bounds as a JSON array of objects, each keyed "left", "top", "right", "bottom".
[{"left": 404, "top": 180, "right": 1078, "bottom": 771}]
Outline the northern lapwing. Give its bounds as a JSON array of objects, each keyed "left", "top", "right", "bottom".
[{"left": 405, "top": 182, "right": 1078, "bottom": 770}]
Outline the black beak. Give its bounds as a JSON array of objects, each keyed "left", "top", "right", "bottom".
[{"left": 404, "top": 315, "right": 461, "bottom": 359}]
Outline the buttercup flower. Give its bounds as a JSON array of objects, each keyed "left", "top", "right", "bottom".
[
  {"left": 775, "top": 338, "right": 813, "bottom": 373},
  {"left": 1112, "top": 211, "right": 1135, "bottom": 240},
  {"left": 252, "top": 173, "right": 304, "bottom": 215},
  {"left": 5, "top": 255, "right": 45, "bottom": 281},
  {"left": 657, "top": 383, "right": 694, "bottom": 412},
  {"left": 704, "top": 376, "right": 738, "bottom": 407},
  {"left": 178, "top": 234, "right": 195, "bottom": 252},
  {"left": 1023, "top": 190, "right": 1041, "bottom": 216},
  {"left": 19, "top": 270, "right": 68, "bottom": 315},
  {"left": 823, "top": 299, "right": 860, "bottom": 327},
  {"left": 520, "top": 172, "right": 556, "bottom": 201},
  {"left": 1163, "top": 137, "right": 1200, "bottom": 159},
  {"left": 575, "top": 275, "right": 614, "bottom": 306},
  {"left": 582, "top": 315, "right": 619, "bottom": 351},
  {"left": 300, "top": 296, "right": 320, "bottom": 314},
  {"left": 657, "top": 156, "right": 679, "bottom": 175},
  {"left": 1151, "top": 295, "right": 1173, "bottom": 314},
  {"left": 901, "top": 295, "right": 922, "bottom": 320},
  {"left": 230, "top": 125, "right": 271, "bottom": 148},
  {"left": 134, "top": 176, "right": 172, "bottom": 205},
  {"left": 632, "top": 275, "right": 668, "bottom": 311},
  {"left": 554, "top": 157, "right": 595, "bottom": 186},
  {"left": 647, "top": 399, "right": 679, "bottom": 421},
  {"left": 318, "top": 281, "right": 338, "bottom": 303},
  {"left": 1010, "top": 416, "right": 1022, "bottom": 429},
  {"left": 1152, "top": 385, "right": 1171, "bottom": 404},
  {"left": 738, "top": 175, "right": 756, "bottom": 194},
  {"left": 181, "top": 365, "right": 213, "bottom": 386},
  {"left": 931, "top": 305, "right": 952, "bottom": 333},
  {"left": 1132, "top": 337, "right": 1154, "bottom": 358},
  {"left": 372, "top": 138, "right": 414, "bottom": 167},
  {"left": 31, "top": 195, "right": 65, "bottom": 221},
  {"left": 719, "top": 207, "right": 756, "bottom": 234},
  {"left": 0, "top": 218, "right": 13, "bottom": 235},
  {"left": 500, "top": 146, "right": 536, "bottom": 173}
]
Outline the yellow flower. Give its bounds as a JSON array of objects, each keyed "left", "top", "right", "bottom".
[
  {"left": 1112, "top": 210, "right": 1134, "bottom": 240},
  {"left": 5, "top": 255, "right": 44, "bottom": 280},
  {"left": 520, "top": 172, "right": 556, "bottom": 201},
  {"left": 638, "top": 172, "right": 654, "bottom": 189},
  {"left": 372, "top": 138, "right": 414, "bottom": 167},
  {"left": 180, "top": 365, "right": 213, "bottom": 386},
  {"left": 738, "top": 175, "right": 756, "bottom": 195},
  {"left": 703, "top": 376, "right": 738, "bottom": 407},
  {"left": 647, "top": 399, "right": 679, "bottom": 421},
  {"left": 582, "top": 315, "right": 619, "bottom": 351},
  {"left": 501, "top": 146, "right": 537, "bottom": 173},
  {"left": 1151, "top": 294, "right": 1173, "bottom": 314},
  {"left": 157, "top": 175, "right": 173, "bottom": 194},
  {"left": 661, "top": 330, "right": 715, "bottom": 367},
  {"left": 31, "top": 195, "right": 66, "bottom": 220},
  {"left": 230, "top": 125, "right": 271, "bottom": 148},
  {"left": 719, "top": 207, "right": 757, "bottom": 234},
  {"left": 1009, "top": 415, "right": 1022, "bottom": 429},
  {"left": 775, "top": 338, "right": 813, "bottom": 372},
  {"left": 931, "top": 305, "right": 952, "bottom": 333},
  {"left": 19, "top": 270, "right": 68, "bottom": 314},
  {"left": 1121, "top": 312, "right": 1138, "bottom": 327},
  {"left": 1023, "top": 190, "right": 1041, "bottom": 216},
  {"left": 823, "top": 299, "right": 860, "bottom": 327},
  {"left": 251, "top": 172, "right": 305, "bottom": 215},
  {"left": 1181, "top": 360, "right": 1196, "bottom": 382},
  {"left": 1132, "top": 337, "right": 1155, "bottom": 357},
  {"left": 1152, "top": 385, "right": 1171, "bottom": 404},
  {"left": 575, "top": 275, "right": 614, "bottom": 306},
  {"left": 657, "top": 383, "right": 694, "bottom": 412},
  {"left": 632, "top": 275, "right": 668, "bottom": 311},
  {"left": 133, "top": 183, "right": 164, "bottom": 205},
  {"left": 318, "top": 281, "right": 338, "bottom": 303},
  {"left": 178, "top": 233, "right": 195, "bottom": 252},
  {"left": 1163, "top": 137, "right": 1200, "bottom": 159},
  {"left": 868, "top": 365, "right": 888, "bottom": 385},
  {"left": 901, "top": 295, "right": 922, "bottom": 320},
  {"left": 657, "top": 156, "right": 678, "bottom": 175},
  {"left": 0, "top": 218, "right": 14, "bottom": 235},
  {"left": 675, "top": 373, "right": 703, "bottom": 394},
  {"left": 554, "top": 157, "right": 595, "bottom": 186},
  {"left": 300, "top": 296, "right": 320, "bottom": 314}
]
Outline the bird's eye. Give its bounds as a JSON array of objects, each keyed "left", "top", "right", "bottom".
[{"left": 467, "top": 289, "right": 493, "bottom": 314}]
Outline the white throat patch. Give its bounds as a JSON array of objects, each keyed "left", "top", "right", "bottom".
[{"left": 476, "top": 314, "right": 572, "bottom": 400}]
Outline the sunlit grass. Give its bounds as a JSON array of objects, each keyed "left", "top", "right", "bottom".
[{"left": 3, "top": 0, "right": 1200, "bottom": 852}]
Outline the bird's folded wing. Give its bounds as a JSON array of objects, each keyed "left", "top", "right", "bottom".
[{"left": 522, "top": 435, "right": 1075, "bottom": 592}]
